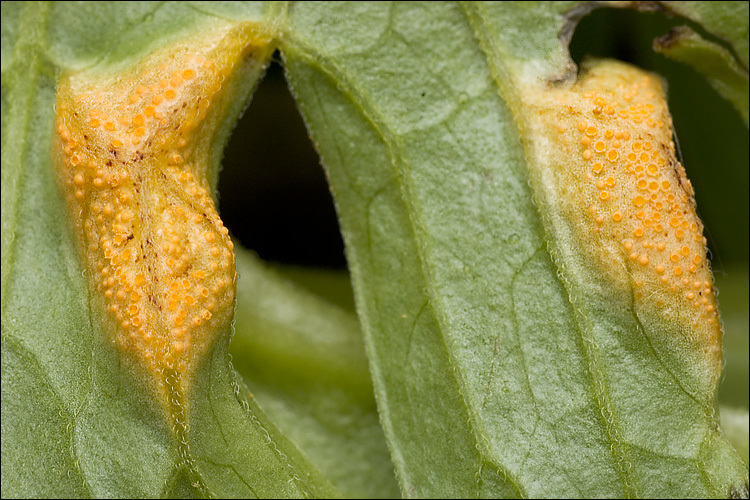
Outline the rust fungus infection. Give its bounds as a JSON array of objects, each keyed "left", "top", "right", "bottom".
[
  {"left": 52, "top": 22, "right": 274, "bottom": 430},
  {"left": 524, "top": 59, "right": 722, "bottom": 379}
]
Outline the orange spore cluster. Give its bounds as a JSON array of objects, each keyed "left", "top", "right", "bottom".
[
  {"left": 52, "top": 23, "right": 271, "bottom": 401},
  {"left": 533, "top": 60, "right": 720, "bottom": 335}
]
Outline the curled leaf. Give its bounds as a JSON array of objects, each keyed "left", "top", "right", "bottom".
[{"left": 52, "top": 21, "right": 274, "bottom": 440}]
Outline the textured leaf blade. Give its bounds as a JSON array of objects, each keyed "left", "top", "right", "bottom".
[
  {"left": 1, "top": 3, "right": 337, "bottom": 497},
  {"left": 284, "top": 2, "right": 748, "bottom": 497},
  {"left": 3, "top": 2, "right": 747, "bottom": 498},
  {"left": 284, "top": 2, "right": 618, "bottom": 496},
  {"left": 467, "top": 1, "right": 747, "bottom": 495}
]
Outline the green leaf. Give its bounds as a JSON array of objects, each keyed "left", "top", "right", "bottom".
[
  {"left": 283, "top": 2, "right": 748, "bottom": 497},
  {"left": 653, "top": 25, "right": 749, "bottom": 125},
  {"left": 2, "top": 2, "right": 335, "bottom": 497},
  {"left": 663, "top": 1, "right": 749, "bottom": 68},
  {"left": 655, "top": 2, "right": 749, "bottom": 123},
  {"left": 230, "top": 247, "right": 400, "bottom": 498},
  {"left": 3, "top": 2, "right": 748, "bottom": 499}
]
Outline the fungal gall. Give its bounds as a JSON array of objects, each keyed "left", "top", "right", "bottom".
[
  {"left": 52, "top": 22, "right": 274, "bottom": 421},
  {"left": 521, "top": 59, "right": 722, "bottom": 389}
]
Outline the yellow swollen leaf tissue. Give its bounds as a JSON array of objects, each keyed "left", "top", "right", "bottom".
[
  {"left": 52, "top": 22, "right": 274, "bottom": 441},
  {"left": 522, "top": 59, "right": 722, "bottom": 395}
]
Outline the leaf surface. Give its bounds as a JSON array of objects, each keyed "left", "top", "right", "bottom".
[
  {"left": 2, "top": 2, "right": 747, "bottom": 499},
  {"left": 283, "top": 1, "right": 748, "bottom": 497},
  {"left": 1, "top": 2, "right": 336, "bottom": 498}
]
